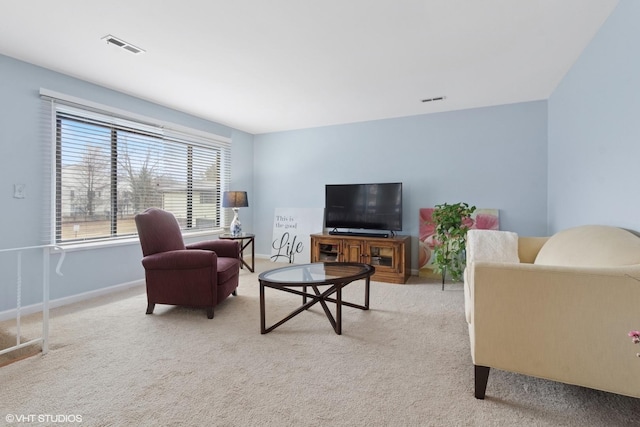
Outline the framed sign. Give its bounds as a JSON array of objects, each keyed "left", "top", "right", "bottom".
[{"left": 271, "top": 208, "right": 324, "bottom": 264}]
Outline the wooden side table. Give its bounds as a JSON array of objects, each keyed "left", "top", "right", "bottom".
[{"left": 220, "top": 233, "right": 255, "bottom": 272}]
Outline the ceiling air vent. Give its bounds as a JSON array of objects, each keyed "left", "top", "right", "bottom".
[
  {"left": 421, "top": 96, "right": 446, "bottom": 103},
  {"left": 101, "top": 35, "right": 145, "bottom": 55}
]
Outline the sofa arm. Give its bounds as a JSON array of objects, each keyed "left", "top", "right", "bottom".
[
  {"left": 186, "top": 239, "right": 240, "bottom": 259},
  {"left": 466, "top": 261, "right": 640, "bottom": 398},
  {"left": 142, "top": 249, "right": 217, "bottom": 270}
]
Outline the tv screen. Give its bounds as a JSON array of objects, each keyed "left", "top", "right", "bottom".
[{"left": 325, "top": 183, "right": 402, "bottom": 231}]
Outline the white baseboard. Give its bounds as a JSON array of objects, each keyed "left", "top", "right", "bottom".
[{"left": 0, "top": 279, "right": 145, "bottom": 322}]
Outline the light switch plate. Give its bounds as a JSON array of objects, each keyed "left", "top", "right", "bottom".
[{"left": 14, "top": 183, "right": 26, "bottom": 199}]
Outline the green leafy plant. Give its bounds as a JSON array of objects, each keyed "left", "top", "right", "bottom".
[{"left": 430, "top": 202, "right": 476, "bottom": 289}]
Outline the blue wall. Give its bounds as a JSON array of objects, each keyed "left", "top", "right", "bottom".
[
  {"left": 0, "top": 54, "right": 253, "bottom": 312},
  {"left": 253, "top": 101, "right": 549, "bottom": 266},
  {"left": 548, "top": 0, "right": 640, "bottom": 232}
]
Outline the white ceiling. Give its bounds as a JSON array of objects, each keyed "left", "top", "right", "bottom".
[{"left": 0, "top": 1, "right": 619, "bottom": 134}]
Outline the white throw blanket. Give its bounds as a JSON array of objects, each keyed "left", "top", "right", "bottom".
[{"left": 466, "top": 230, "right": 519, "bottom": 264}]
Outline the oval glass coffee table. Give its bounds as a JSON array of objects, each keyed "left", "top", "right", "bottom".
[{"left": 258, "top": 262, "right": 375, "bottom": 335}]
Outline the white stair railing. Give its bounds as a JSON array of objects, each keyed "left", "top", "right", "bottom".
[{"left": 0, "top": 245, "right": 65, "bottom": 357}]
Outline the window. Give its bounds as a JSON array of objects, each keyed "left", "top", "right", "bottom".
[{"left": 42, "top": 91, "right": 231, "bottom": 244}]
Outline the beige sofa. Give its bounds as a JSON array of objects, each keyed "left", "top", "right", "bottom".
[{"left": 463, "top": 225, "right": 640, "bottom": 399}]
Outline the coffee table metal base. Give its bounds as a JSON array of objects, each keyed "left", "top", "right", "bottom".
[{"left": 259, "top": 263, "right": 373, "bottom": 335}]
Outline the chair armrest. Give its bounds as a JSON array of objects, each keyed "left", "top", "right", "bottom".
[
  {"left": 186, "top": 239, "right": 240, "bottom": 258},
  {"left": 142, "top": 249, "right": 217, "bottom": 270},
  {"left": 466, "top": 261, "right": 640, "bottom": 397}
]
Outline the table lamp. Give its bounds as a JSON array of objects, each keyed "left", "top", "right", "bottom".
[{"left": 222, "top": 191, "right": 248, "bottom": 236}]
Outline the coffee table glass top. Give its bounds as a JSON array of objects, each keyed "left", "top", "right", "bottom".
[{"left": 259, "top": 262, "right": 373, "bottom": 285}]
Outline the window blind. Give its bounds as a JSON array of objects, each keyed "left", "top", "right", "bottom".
[{"left": 40, "top": 90, "right": 232, "bottom": 244}]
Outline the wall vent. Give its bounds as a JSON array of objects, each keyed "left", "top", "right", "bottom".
[{"left": 101, "top": 35, "right": 145, "bottom": 55}]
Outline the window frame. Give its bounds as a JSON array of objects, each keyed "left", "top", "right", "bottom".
[{"left": 41, "top": 89, "right": 232, "bottom": 246}]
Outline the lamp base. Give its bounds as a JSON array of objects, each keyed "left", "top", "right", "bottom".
[{"left": 230, "top": 208, "right": 242, "bottom": 236}]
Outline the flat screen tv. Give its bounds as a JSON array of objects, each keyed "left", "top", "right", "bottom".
[{"left": 325, "top": 183, "right": 402, "bottom": 234}]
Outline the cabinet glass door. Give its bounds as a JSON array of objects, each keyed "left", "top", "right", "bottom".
[
  {"left": 366, "top": 242, "right": 398, "bottom": 271},
  {"left": 317, "top": 241, "right": 340, "bottom": 261}
]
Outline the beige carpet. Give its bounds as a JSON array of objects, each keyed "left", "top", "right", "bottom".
[
  {"left": 0, "top": 329, "right": 40, "bottom": 368},
  {"left": 1, "top": 259, "right": 639, "bottom": 426}
]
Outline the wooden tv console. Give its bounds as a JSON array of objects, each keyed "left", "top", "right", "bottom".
[{"left": 310, "top": 233, "right": 411, "bottom": 284}]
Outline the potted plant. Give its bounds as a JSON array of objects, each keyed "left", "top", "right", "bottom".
[{"left": 430, "top": 202, "right": 476, "bottom": 289}]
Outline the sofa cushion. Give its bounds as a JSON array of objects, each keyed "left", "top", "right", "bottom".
[
  {"left": 534, "top": 225, "right": 640, "bottom": 267},
  {"left": 466, "top": 230, "right": 520, "bottom": 264}
]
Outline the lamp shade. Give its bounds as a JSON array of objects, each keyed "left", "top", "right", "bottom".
[{"left": 222, "top": 191, "right": 248, "bottom": 208}]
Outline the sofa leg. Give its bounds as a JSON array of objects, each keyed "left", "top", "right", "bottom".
[
  {"left": 474, "top": 365, "right": 490, "bottom": 399},
  {"left": 232, "top": 289, "right": 237, "bottom": 296},
  {"left": 146, "top": 302, "right": 155, "bottom": 315},
  {"left": 207, "top": 307, "right": 214, "bottom": 319}
]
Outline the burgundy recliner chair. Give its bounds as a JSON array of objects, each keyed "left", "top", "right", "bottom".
[{"left": 134, "top": 208, "right": 241, "bottom": 319}]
